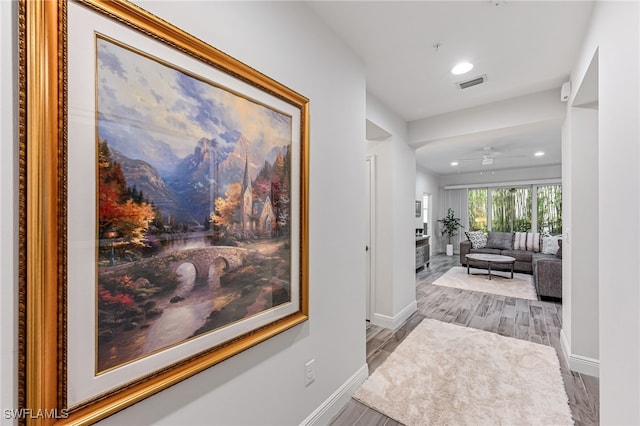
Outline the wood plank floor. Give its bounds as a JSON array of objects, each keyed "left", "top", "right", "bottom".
[{"left": 331, "top": 254, "right": 599, "bottom": 426}]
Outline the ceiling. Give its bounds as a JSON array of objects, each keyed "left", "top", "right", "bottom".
[{"left": 307, "top": 1, "right": 595, "bottom": 176}]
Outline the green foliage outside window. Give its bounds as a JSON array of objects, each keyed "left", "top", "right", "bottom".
[
  {"left": 468, "top": 189, "right": 488, "bottom": 232},
  {"left": 537, "top": 185, "right": 562, "bottom": 234},
  {"left": 491, "top": 187, "right": 532, "bottom": 232},
  {"left": 466, "top": 185, "right": 562, "bottom": 234}
]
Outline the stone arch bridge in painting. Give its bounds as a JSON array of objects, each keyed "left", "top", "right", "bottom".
[{"left": 109, "top": 246, "right": 250, "bottom": 284}]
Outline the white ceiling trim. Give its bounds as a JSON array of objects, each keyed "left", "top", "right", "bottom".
[
  {"left": 408, "top": 88, "right": 566, "bottom": 148},
  {"left": 444, "top": 178, "right": 561, "bottom": 190}
]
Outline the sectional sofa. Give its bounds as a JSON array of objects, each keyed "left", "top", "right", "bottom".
[{"left": 459, "top": 231, "right": 563, "bottom": 299}]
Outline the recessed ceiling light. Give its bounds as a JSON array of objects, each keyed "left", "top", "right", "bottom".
[
  {"left": 450, "top": 161, "right": 459, "bottom": 166},
  {"left": 534, "top": 151, "right": 545, "bottom": 157},
  {"left": 451, "top": 62, "right": 474, "bottom": 75}
]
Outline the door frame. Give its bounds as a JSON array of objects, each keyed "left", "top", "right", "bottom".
[{"left": 365, "top": 155, "right": 376, "bottom": 321}]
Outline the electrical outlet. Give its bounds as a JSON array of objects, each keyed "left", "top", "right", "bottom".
[{"left": 304, "top": 359, "right": 316, "bottom": 386}]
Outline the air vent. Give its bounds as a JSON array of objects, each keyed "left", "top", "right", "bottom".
[{"left": 456, "top": 74, "right": 487, "bottom": 90}]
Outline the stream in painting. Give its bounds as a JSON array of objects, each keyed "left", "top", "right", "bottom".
[{"left": 97, "top": 238, "right": 290, "bottom": 373}]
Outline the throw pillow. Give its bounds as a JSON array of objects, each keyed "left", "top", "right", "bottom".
[
  {"left": 555, "top": 239, "right": 563, "bottom": 258},
  {"left": 465, "top": 231, "right": 487, "bottom": 249},
  {"left": 486, "top": 232, "right": 514, "bottom": 250},
  {"left": 514, "top": 232, "right": 527, "bottom": 250},
  {"left": 541, "top": 235, "right": 562, "bottom": 255},
  {"left": 526, "top": 232, "right": 541, "bottom": 253}
]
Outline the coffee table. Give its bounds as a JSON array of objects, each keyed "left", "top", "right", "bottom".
[{"left": 465, "top": 253, "right": 516, "bottom": 280}]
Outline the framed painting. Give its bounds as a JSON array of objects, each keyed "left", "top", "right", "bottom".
[
  {"left": 18, "top": 0, "right": 309, "bottom": 424},
  {"left": 415, "top": 200, "right": 422, "bottom": 217}
]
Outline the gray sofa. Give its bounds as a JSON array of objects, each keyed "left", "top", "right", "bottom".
[
  {"left": 460, "top": 231, "right": 563, "bottom": 299},
  {"left": 534, "top": 245, "right": 562, "bottom": 299}
]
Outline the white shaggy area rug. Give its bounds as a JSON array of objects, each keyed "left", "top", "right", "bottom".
[
  {"left": 354, "top": 319, "right": 573, "bottom": 426},
  {"left": 433, "top": 266, "right": 537, "bottom": 300}
]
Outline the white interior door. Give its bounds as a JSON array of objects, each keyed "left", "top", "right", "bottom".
[{"left": 365, "top": 156, "right": 375, "bottom": 321}]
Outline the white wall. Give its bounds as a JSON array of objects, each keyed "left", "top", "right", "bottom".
[
  {"left": 562, "top": 105, "right": 599, "bottom": 371},
  {"left": 566, "top": 1, "right": 639, "bottom": 423},
  {"left": 1, "top": 1, "right": 18, "bottom": 423},
  {"left": 2, "top": 2, "right": 369, "bottom": 425},
  {"left": 408, "top": 89, "right": 565, "bottom": 147},
  {"left": 392, "top": 127, "right": 417, "bottom": 315},
  {"left": 366, "top": 136, "right": 394, "bottom": 319},
  {"left": 415, "top": 166, "right": 439, "bottom": 238},
  {"left": 560, "top": 109, "right": 573, "bottom": 371},
  {"left": 366, "top": 93, "right": 417, "bottom": 328}
]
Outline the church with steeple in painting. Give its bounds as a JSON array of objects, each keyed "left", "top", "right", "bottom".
[{"left": 238, "top": 153, "right": 276, "bottom": 237}]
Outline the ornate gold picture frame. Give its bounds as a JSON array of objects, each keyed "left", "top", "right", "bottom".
[{"left": 18, "top": 1, "right": 309, "bottom": 424}]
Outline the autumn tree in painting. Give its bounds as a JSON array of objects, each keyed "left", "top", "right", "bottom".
[
  {"left": 253, "top": 160, "right": 273, "bottom": 202},
  {"left": 98, "top": 139, "right": 155, "bottom": 248},
  {"left": 212, "top": 182, "right": 242, "bottom": 228}
]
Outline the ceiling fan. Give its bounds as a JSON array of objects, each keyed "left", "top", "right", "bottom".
[{"left": 457, "top": 147, "right": 503, "bottom": 166}]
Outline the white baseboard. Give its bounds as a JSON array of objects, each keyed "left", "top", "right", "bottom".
[
  {"left": 300, "top": 363, "right": 369, "bottom": 426},
  {"left": 370, "top": 300, "right": 417, "bottom": 329},
  {"left": 560, "top": 329, "right": 600, "bottom": 377},
  {"left": 569, "top": 354, "right": 600, "bottom": 377}
]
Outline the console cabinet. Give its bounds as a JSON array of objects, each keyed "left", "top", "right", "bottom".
[{"left": 416, "top": 235, "right": 430, "bottom": 270}]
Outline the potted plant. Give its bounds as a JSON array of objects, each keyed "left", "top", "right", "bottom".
[{"left": 438, "top": 208, "right": 463, "bottom": 256}]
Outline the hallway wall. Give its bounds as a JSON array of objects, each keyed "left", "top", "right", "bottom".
[
  {"left": 566, "top": 1, "right": 639, "bottom": 423},
  {"left": 365, "top": 93, "right": 418, "bottom": 328},
  {"left": 0, "top": 2, "right": 368, "bottom": 424}
]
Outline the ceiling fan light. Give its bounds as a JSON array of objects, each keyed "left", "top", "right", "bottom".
[{"left": 451, "top": 62, "right": 474, "bottom": 75}]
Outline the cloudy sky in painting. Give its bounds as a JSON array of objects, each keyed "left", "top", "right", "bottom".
[{"left": 96, "top": 37, "right": 291, "bottom": 163}]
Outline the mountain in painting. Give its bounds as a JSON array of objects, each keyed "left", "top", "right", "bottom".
[
  {"left": 110, "top": 149, "right": 188, "bottom": 223},
  {"left": 218, "top": 135, "right": 287, "bottom": 190},
  {"left": 218, "top": 134, "right": 255, "bottom": 190},
  {"left": 108, "top": 129, "right": 290, "bottom": 228},
  {"left": 165, "top": 137, "right": 235, "bottom": 224}
]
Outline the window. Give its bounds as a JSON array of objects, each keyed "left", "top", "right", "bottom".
[
  {"left": 491, "top": 187, "right": 532, "bottom": 232},
  {"left": 464, "top": 184, "right": 561, "bottom": 234},
  {"left": 537, "top": 185, "right": 562, "bottom": 234},
  {"left": 468, "top": 189, "right": 487, "bottom": 232},
  {"left": 422, "top": 194, "right": 430, "bottom": 234}
]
